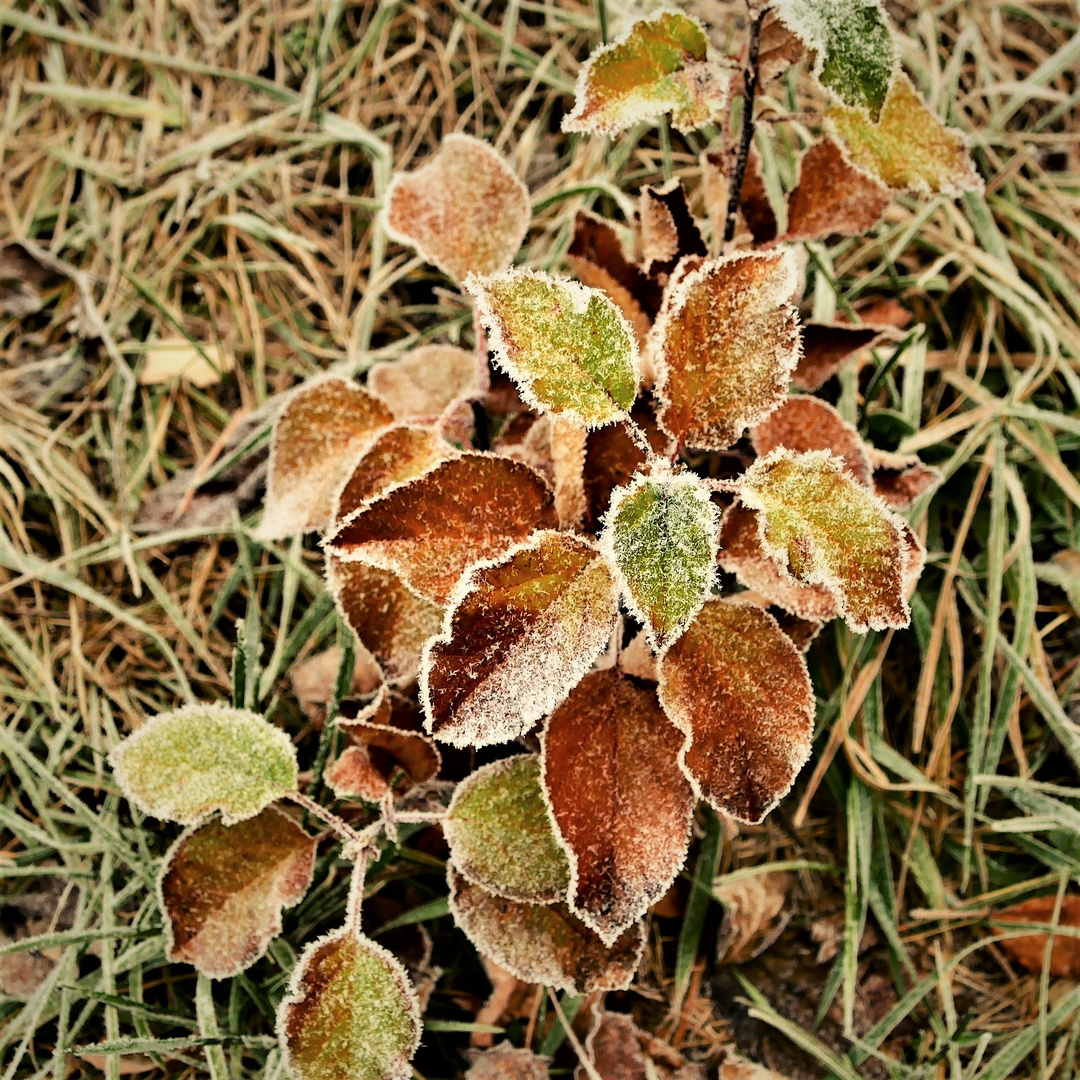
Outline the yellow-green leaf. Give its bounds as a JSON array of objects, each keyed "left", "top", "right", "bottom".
[
  {"left": 562, "top": 11, "right": 727, "bottom": 136},
  {"left": 466, "top": 269, "right": 640, "bottom": 428},
  {"left": 109, "top": 703, "right": 298, "bottom": 825}
]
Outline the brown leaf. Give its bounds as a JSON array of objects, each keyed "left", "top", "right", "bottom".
[
  {"left": 791, "top": 323, "right": 899, "bottom": 393},
  {"left": 551, "top": 417, "right": 589, "bottom": 529},
  {"left": 259, "top": 375, "right": 394, "bottom": 539},
  {"left": 639, "top": 180, "right": 708, "bottom": 279},
  {"left": 368, "top": 345, "right": 485, "bottom": 421},
  {"left": 325, "top": 454, "right": 557, "bottom": 605},
  {"left": 542, "top": 670, "right": 693, "bottom": 944},
  {"left": 784, "top": 139, "right": 890, "bottom": 243},
  {"left": 758, "top": 12, "right": 805, "bottom": 82},
  {"left": 715, "top": 872, "right": 792, "bottom": 964},
  {"left": 658, "top": 597, "right": 815, "bottom": 823},
  {"left": 289, "top": 645, "right": 382, "bottom": 726},
  {"left": 996, "top": 895, "right": 1080, "bottom": 977},
  {"left": 867, "top": 448, "right": 941, "bottom": 509},
  {"left": 580, "top": 1009, "right": 647, "bottom": 1080},
  {"left": 327, "top": 557, "right": 444, "bottom": 683},
  {"left": 580, "top": 418, "right": 650, "bottom": 535},
  {"left": 467, "top": 1043, "right": 550, "bottom": 1080},
  {"left": 652, "top": 251, "right": 800, "bottom": 452},
  {"left": 160, "top": 807, "right": 317, "bottom": 978},
  {"left": 383, "top": 134, "right": 531, "bottom": 283},
  {"left": 739, "top": 148, "right": 778, "bottom": 246},
  {"left": 750, "top": 397, "right": 873, "bottom": 487},
  {"left": 422, "top": 531, "right": 619, "bottom": 747},
  {"left": 728, "top": 592, "right": 825, "bottom": 653},
  {"left": 448, "top": 868, "right": 645, "bottom": 995}
]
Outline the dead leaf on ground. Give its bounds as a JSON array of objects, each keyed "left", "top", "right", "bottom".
[
  {"left": 289, "top": 645, "right": 382, "bottom": 726},
  {"left": 716, "top": 873, "right": 792, "bottom": 964},
  {"left": 996, "top": 895, "right": 1080, "bottom": 977},
  {"left": 139, "top": 338, "right": 236, "bottom": 388}
]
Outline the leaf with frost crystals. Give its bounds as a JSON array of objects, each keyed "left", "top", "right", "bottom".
[
  {"left": 327, "top": 557, "right": 443, "bottom": 683},
  {"left": 600, "top": 471, "right": 718, "bottom": 651},
  {"left": 738, "top": 448, "right": 914, "bottom": 632},
  {"left": 542, "top": 670, "right": 693, "bottom": 944},
  {"left": 466, "top": 269, "right": 640, "bottom": 428},
  {"left": 828, "top": 74, "right": 983, "bottom": 195},
  {"left": 325, "top": 454, "right": 557, "bottom": 605},
  {"left": 259, "top": 376, "right": 394, "bottom": 539},
  {"left": 867, "top": 448, "right": 941, "bottom": 509},
  {"left": 562, "top": 10, "right": 728, "bottom": 136},
  {"left": 792, "top": 322, "right": 899, "bottom": 392},
  {"left": 773, "top": 0, "right": 897, "bottom": 118},
  {"left": 467, "top": 1044, "right": 550, "bottom": 1080},
  {"left": 444, "top": 755, "right": 570, "bottom": 903},
  {"left": 448, "top": 868, "right": 644, "bottom": 995},
  {"left": 159, "top": 807, "right": 316, "bottom": 978},
  {"left": 750, "top": 397, "right": 873, "bottom": 486},
  {"left": 109, "top": 703, "right": 298, "bottom": 825},
  {"left": 278, "top": 927, "right": 421, "bottom": 1080},
  {"left": 382, "top": 134, "right": 530, "bottom": 284},
  {"left": 652, "top": 251, "right": 801, "bottom": 452},
  {"left": 784, "top": 138, "right": 891, "bottom": 242},
  {"left": 368, "top": 345, "right": 485, "bottom": 421},
  {"left": 638, "top": 180, "right": 707, "bottom": 279},
  {"left": 421, "top": 531, "right": 619, "bottom": 747},
  {"left": 658, "top": 597, "right": 814, "bottom": 823},
  {"left": 728, "top": 591, "right": 825, "bottom": 654}
]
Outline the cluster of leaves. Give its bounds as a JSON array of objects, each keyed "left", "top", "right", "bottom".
[{"left": 107, "top": 3, "right": 981, "bottom": 1077}]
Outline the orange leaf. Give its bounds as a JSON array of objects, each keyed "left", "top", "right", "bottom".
[{"left": 996, "top": 896, "right": 1080, "bottom": 977}]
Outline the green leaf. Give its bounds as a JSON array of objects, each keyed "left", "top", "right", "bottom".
[
  {"left": 561, "top": 10, "right": 728, "bottom": 135},
  {"left": 278, "top": 927, "right": 421, "bottom": 1080},
  {"left": 774, "top": 0, "right": 897, "bottom": 118},
  {"left": 465, "top": 269, "right": 640, "bottom": 428},
  {"left": 600, "top": 470, "right": 718, "bottom": 651},
  {"left": 109, "top": 703, "right": 299, "bottom": 825},
  {"left": 443, "top": 755, "right": 570, "bottom": 903}
]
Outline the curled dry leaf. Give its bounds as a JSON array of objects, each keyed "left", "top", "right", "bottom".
[
  {"left": 600, "top": 470, "right": 718, "bottom": 652},
  {"left": 443, "top": 755, "right": 570, "bottom": 903},
  {"left": 618, "top": 629, "right": 657, "bottom": 681},
  {"left": 467, "top": 1043, "right": 550, "bottom": 1080},
  {"left": 996, "top": 895, "right": 1080, "bottom": 977},
  {"left": 652, "top": 251, "right": 800, "bottom": 452},
  {"left": 260, "top": 376, "right": 393, "bottom": 539},
  {"left": 160, "top": 807, "right": 316, "bottom": 978},
  {"left": 750, "top": 396, "right": 873, "bottom": 486},
  {"left": 562, "top": 10, "right": 728, "bottom": 136},
  {"left": 1035, "top": 550, "right": 1080, "bottom": 617},
  {"left": 278, "top": 927, "right": 421, "bottom": 1080},
  {"left": 466, "top": 269, "right": 640, "bottom": 428},
  {"left": 715, "top": 872, "right": 792, "bottom": 964},
  {"left": 784, "top": 138, "right": 891, "bottom": 242},
  {"left": 867, "top": 448, "right": 941, "bottom": 509},
  {"left": 792, "top": 322, "right": 897, "bottom": 392},
  {"left": 542, "top": 670, "right": 694, "bottom": 944},
  {"left": 738, "top": 449, "right": 915, "bottom": 632},
  {"left": 290, "top": 645, "right": 382, "bottom": 726},
  {"left": 367, "top": 345, "right": 484, "bottom": 421},
  {"left": 658, "top": 598, "right": 814, "bottom": 823},
  {"left": 327, "top": 557, "right": 443, "bottom": 683},
  {"left": 139, "top": 339, "right": 236, "bottom": 388},
  {"left": 448, "top": 868, "right": 645, "bottom": 995},
  {"left": 109, "top": 703, "right": 298, "bottom": 825},
  {"left": 382, "top": 134, "right": 530, "bottom": 283},
  {"left": 737, "top": 148, "right": 779, "bottom": 247},
  {"left": 758, "top": 11, "right": 805, "bottom": 82},
  {"left": 580, "top": 1009, "right": 647, "bottom": 1080},
  {"left": 638, "top": 180, "right": 708, "bottom": 279},
  {"left": 325, "top": 454, "right": 557, "bottom": 605},
  {"left": 422, "top": 531, "right": 619, "bottom": 747},
  {"left": 829, "top": 73, "right": 983, "bottom": 195},
  {"left": 773, "top": 0, "right": 897, "bottom": 118}
]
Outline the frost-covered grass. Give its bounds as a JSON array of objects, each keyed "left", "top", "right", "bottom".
[{"left": 1, "top": 0, "right": 1080, "bottom": 1076}]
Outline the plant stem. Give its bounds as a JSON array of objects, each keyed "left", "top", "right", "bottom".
[
  {"left": 286, "top": 790, "right": 367, "bottom": 847},
  {"left": 722, "top": 10, "right": 765, "bottom": 245},
  {"left": 596, "top": 0, "right": 608, "bottom": 44},
  {"left": 346, "top": 852, "right": 368, "bottom": 933}
]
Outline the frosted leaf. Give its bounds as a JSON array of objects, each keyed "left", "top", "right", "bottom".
[
  {"left": 541, "top": 670, "right": 693, "bottom": 944},
  {"left": 448, "top": 868, "right": 645, "bottom": 995},
  {"left": 750, "top": 396, "right": 873, "bottom": 487},
  {"left": 278, "top": 927, "right": 421, "bottom": 1080},
  {"left": 561, "top": 11, "right": 728, "bottom": 136},
  {"left": 325, "top": 454, "right": 557, "bottom": 605},
  {"left": 867, "top": 448, "right": 941, "bottom": 509},
  {"left": 617, "top": 629, "right": 657, "bottom": 681},
  {"left": 421, "top": 531, "right": 619, "bottom": 747},
  {"left": 368, "top": 345, "right": 484, "bottom": 422},
  {"left": 784, "top": 138, "right": 891, "bottom": 242},
  {"left": 738, "top": 448, "right": 914, "bottom": 632},
  {"left": 758, "top": 11, "right": 806, "bottom": 83},
  {"left": 738, "top": 147, "right": 779, "bottom": 246},
  {"left": 382, "top": 134, "right": 530, "bottom": 283},
  {"left": 657, "top": 597, "right": 814, "bottom": 823},
  {"left": 652, "top": 251, "right": 800, "bottom": 451},
  {"left": 580, "top": 421, "right": 646, "bottom": 535},
  {"left": 444, "top": 755, "right": 570, "bottom": 903},
  {"left": 327, "top": 557, "right": 443, "bottom": 683},
  {"left": 728, "top": 591, "right": 825, "bottom": 654},
  {"left": 467, "top": 1044, "right": 550, "bottom": 1080},
  {"left": 700, "top": 149, "right": 778, "bottom": 250},
  {"left": 718, "top": 502, "right": 839, "bottom": 622},
  {"left": 333, "top": 425, "right": 452, "bottom": 525},
  {"left": 773, "top": 0, "right": 897, "bottom": 117},
  {"left": 260, "top": 376, "right": 393, "bottom": 539},
  {"left": 109, "top": 703, "right": 298, "bottom": 825},
  {"left": 792, "top": 322, "right": 898, "bottom": 392},
  {"left": 828, "top": 74, "right": 983, "bottom": 195},
  {"left": 159, "top": 807, "right": 316, "bottom": 978},
  {"left": 581, "top": 1008, "right": 648, "bottom": 1080},
  {"left": 550, "top": 417, "right": 588, "bottom": 529},
  {"left": 638, "top": 180, "right": 707, "bottom": 279},
  {"left": 465, "top": 269, "right": 640, "bottom": 428},
  {"left": 600, "top": 470, "right": 718, "bottom": 651}
]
